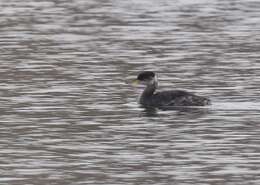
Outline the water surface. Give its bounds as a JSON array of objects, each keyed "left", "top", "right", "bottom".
[{"left": 0, "top": 0, "right": 260, "bottom": 184}]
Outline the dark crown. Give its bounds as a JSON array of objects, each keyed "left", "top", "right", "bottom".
[{"left": 137, "top": 71, "right": 155, "bottom": 81}]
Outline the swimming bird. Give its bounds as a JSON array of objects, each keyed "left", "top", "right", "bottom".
[{"left": 133, "top": 71, "right": 210, "bottom": 107}]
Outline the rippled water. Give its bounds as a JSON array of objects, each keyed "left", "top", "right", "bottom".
[{"left": 0, "top": 0, "right": 260, "bottom": 184}]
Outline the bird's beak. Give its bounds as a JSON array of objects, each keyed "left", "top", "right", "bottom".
[{"left": 132, "top": 79, "right": 140, "bottom": 85}]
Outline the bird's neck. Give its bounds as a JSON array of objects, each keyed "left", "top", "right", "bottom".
[{"left": 141, "top": 80, "right": 158, "bottom": 99}]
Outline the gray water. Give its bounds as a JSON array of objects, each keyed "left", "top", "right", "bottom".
[{"left": 0, "top": 0, "right": 260, "bottom": 184}]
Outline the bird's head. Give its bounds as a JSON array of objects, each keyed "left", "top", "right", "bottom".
[{"left": 133, "top": 71, "right": 157, "bottom": 86}]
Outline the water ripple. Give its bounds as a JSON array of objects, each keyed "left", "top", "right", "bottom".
[{"left": 0, "top": 0, "right": 259, "bottom": 184}]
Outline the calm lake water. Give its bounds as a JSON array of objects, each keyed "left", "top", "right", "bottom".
[{"left": 0, "top": 0, "right": 260, "bottom": 184}]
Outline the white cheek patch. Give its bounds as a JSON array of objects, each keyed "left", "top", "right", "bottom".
[
  {"left": 154, "top": 76, "right": 158, "bottom": 83},
  {"left": 151, "top": 76, "right": 158, "bottom": 87}
]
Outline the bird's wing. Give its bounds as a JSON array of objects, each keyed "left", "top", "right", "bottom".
[
  {"left": 153, "top": 90, "right": 191, "bottom": 106},
  {"left": 153, "top": 90, "right": 209, "bottom": 106}
]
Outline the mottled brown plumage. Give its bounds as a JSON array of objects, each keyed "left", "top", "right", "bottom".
[{"left": 135, "top": 71, "right": 210, "bottom": 108}]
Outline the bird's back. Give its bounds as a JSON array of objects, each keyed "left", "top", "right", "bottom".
[{"left": 145, "top": 90, "right": 210, "bottom": 107}]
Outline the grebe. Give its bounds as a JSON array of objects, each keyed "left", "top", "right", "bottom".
[{"left": 133, "top": 71, "right": 210, "bottom": 107}]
